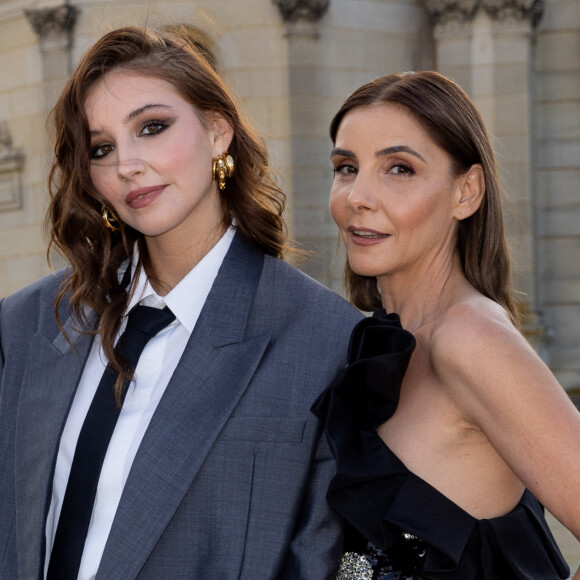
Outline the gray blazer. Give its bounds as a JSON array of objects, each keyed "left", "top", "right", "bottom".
[{"left": 0, "top": 232, "right": 363, "bottom": 580}]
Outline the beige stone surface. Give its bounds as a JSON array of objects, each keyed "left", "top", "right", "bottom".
[
  {"left": 0, "top": 0, "right": 578, "bottom": 392},
  {"left": 547, "top": 511, "right": 580, "bottom": 577}
]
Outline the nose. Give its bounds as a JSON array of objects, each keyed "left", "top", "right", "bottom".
[
  {"left": 116, "top": 149, "right": 147, "bottom": 181},
  {"left": 346, "top": 174, "right": 378, "bottom": 212}
]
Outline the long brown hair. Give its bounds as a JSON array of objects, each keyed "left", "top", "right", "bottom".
[
  {"left": 330, "top": 71, "right": 518, "bottom": 326},
  {"left": 47, "top": 25, "right": 289, "bottom": 397}
]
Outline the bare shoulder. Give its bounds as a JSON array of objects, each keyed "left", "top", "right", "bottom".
[
  {"left": 429, "top": 294, "right": 538, "bottom": 409},
  {"left": 432, "top": 295, "right": 522, "bottom": 362}
]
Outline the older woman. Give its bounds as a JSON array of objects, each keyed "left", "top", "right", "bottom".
[{"left": 315, "top": 71, "right": 580, "bottom": 579}]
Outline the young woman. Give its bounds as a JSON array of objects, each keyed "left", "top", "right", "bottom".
[
  {"left": 314, "top": 71, "right": 580, "bottom": 579},
  {"left": 0, "top": 26, "right": 362, "bottom": 579}
]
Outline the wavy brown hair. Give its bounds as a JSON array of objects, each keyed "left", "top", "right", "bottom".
[
  {"left": 330, "top": 71, "right": 519, "bottom": 326},
  {"left": 47, "top": 25, "right": 289, "bottom": 399}
]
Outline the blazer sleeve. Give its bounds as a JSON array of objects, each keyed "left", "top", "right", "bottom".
[
  {"left": 0, "top": 297, "right": 19, "bottom": 579},
  {"left": 278, "top": 432, "right": 343, "bottom": 580}
]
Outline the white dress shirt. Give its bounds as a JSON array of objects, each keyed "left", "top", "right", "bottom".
[{"left": 45, "top": 226, "right": 235, "bottom": 580}]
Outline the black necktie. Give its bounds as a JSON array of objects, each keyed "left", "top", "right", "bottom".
[{"left": 47, "top": 304, "right": 176, "bottom": 580}]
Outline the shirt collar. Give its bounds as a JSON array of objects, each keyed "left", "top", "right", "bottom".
[{"left": 125, "top": 226, "right": 236, "bottom": 334}]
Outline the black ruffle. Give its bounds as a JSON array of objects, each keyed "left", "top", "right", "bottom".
[{"left": 313, "top": 309, "right": 570, "bottom": 579}]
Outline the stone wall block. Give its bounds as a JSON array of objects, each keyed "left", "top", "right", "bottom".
[
  {"left": 501, "top": 162, "right": 531, "bottom": 200},
  {"left": 223, "top": 29, "right": 288, "bottom": 68},
  {"left": 249, "top": 67, "right": 288, "bottom": 98},
  {"left": 537, "top": 140, "right": 580, "bottom": 169},
  {"left": 536, "top": 102, "right": 580, "bottom": 141},
  {"left": 4, "top": 254, "right": 51, "bottom": 297},
  {"left": 496, "top": 134, "right": 530, "bottom": 162},
  {"left": 293, "top": 206, "right": 339, "bottom": 236},
  {"left": 535, "top": 30, "right": 580, "bottom": 72},
  {"left": 290, "top": 135, "right": 332, "bottom": 167},
  {"left": 0, "top": 16, "right": 36, "bottom": 51},
  {"left": 0, "top": 223, "right": 45, "bottom": 258},
  {"left": 538, "top": 0, "right": 580, "bottom": 30},
  {"left": 536, "top": 168, "right": 580, "bottom": 208},
  {"left": 493, "top": 33, "right": 530, "bottom": 62},
  {"left": 242, "top": 97, "right": 275, "bottom": 135},
  {"left": 435, "top": 35, "right": 473, "bottom": 66},
  {"left": 320, "top": 29, "right": 366, "bottom": 69},
  {"left": 0, "top": 50, "right": 28, "bottom": 92},
  {"left": 472, "top": 93, "right": 497, "bottom": 130},
  {"left": 226, "top": 69, "right": 252, "bottom": 99},
  {"left": 493, "top": 62, "right": 529, "bottom": 92},
  {"left": 0, "top": 93, "right": 10, "bottom": 117},
  {"left": 543, "top": 305, "right": 580, "bottom": 344},
  {"left": 263, "top": 98, "right": 292, "bottom": 139},
  {"left": 542, "top": 279, "right": 580, "bottom": 307},
  {"left": 331, "top": 0, "right": 427, "bottom": 32},
  {"left": 535, "top": 70, "right": 580, "bottom": 101},
  {"left": 10, "top": 85, "right": 43, "bottom": 119},
  {"left": 540, "top": 238, "right": 580, "bottom": 278},
  {"left": 290, "top": 165, "right": 333, "bottom": 209},
  {"left": 495, "top": 94, "right": 531, "bottom": 135},
  {"left": 539, "top": 209, "right": 580, "bottom": 237}
]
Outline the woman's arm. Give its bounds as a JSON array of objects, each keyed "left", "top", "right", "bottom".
[{"left": 434, "top": 301, "right": 580, "bottom": 555}]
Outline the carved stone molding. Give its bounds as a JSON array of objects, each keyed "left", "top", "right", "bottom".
[
  {"left": 0, "top": 122, "right": 25, "bottom": 212},
  {"left": 26, "top": 4, "right": 80, "bottom": 110},
  {"left": 482, "top": 0, "right": 544, "bottom": 26},
  {"left": 424, "top": 0, "right": 479, "bottom": 25},
  {"left": 425, "top": 0, "right": 543, "bottom": 26},
  {"left": 273, "top": 0, "right": 330, "bottom": 23},
  {"left": 25, "top": 5, "right": 78, "bottom": 44}
]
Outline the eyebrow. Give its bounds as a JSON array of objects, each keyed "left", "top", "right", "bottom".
[
  {"left": 330, "top": 145, "right": 426, "bottom": 163},
  {"left": 89, "top": 104, "right": 172, "bottom": 136}
]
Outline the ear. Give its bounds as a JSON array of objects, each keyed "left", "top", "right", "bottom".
[
  {"left": 453, "top": 164, "right": 485, "bottom": 221},
  {"left": 209, "top": 112, "right": 234, "bottom": 156}
]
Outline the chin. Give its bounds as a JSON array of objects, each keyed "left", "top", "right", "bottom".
[{"left": 348, "top": 264, "right": 381, "bottom": 279}]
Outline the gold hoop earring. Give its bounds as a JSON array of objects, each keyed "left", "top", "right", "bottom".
[
  {"left": 212, "top": 151, "right": 235, "bottom": 191},
  {"left": 102, "top": 205, "right": 121, "bottom": 232}
]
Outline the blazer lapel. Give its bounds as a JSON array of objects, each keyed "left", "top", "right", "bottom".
[
  {"left": 98, "top": 233, "right": 270, "bottom": 579},
  {"left": 14, "top": 313, "right": 95, "bottom": 580}
]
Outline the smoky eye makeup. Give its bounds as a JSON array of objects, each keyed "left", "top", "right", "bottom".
[
  {"left": 139, "top": 120, "right": 168, "bottom": 136},
  {"left": 90, "top": 142, "right": 114, "bottom": 160}
]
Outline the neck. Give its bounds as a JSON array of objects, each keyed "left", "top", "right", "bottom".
[
  {"left": 142, "top": 223, "right": 227, "bottom": 296},
  {"left": 378, "top": 252, "right": 464, "bottom": 333}
]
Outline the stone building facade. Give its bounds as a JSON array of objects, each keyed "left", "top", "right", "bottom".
[{"left": 0, "top": 0, "right": 579, "bottom": 392}]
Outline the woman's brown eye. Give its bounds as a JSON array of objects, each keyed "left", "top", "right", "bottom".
[
  {"left": 389, "top": 164, "right": 414, "bottom": 175},
  {"left": 141, "top": 122, "right": 167, "bottom": 136},
  {"left": 91, "top": 143, "right": 114, "bottom": 159},
  {"left": 333, "top": 164, "right": 357, "bottom": 176}
]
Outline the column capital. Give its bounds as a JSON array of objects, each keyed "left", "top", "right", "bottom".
[
  {"left": 424, "top": 0, "right": 479, "bottom": 25},
  {"left": 273, "top": 0, "right": 330, "bottom": 23},
  {"left": 25, "top": 4, "right": 78, "bottom": 43},
  {"left": 482, "top": 0, "right": 544, "bottom": 26}
]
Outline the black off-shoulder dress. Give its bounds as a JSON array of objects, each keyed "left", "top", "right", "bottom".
[{"left": 313, "top": 310, "right": 570, "bottom": 580}]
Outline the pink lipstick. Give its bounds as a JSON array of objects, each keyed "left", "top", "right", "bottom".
[
  {"left": 125, "top": 185, "right": 167, "bottom": 209},
  {"left": 348, "top": 226, "right": 390, "bottom": 246}
]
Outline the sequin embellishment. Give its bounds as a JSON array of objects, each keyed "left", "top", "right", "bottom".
[{"left": 336, "top": 552, "right": 373, "bottom": 580}]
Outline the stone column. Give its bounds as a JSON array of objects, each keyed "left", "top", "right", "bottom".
[
  {"left": 25, "top": 4, "right": 78, "bottom": 275},
  {"left": 25, "top": 4, "right": 78, "bottom": 112},
  {"left": 426, "top": 0, "right": 479, "bottom": 91},
  {"left": 273, "top": 0, "right": 336, "bottom": 285},
  {"left": 425, "top": 0, "right": 544, "bottom": 347},
  {"left": 483, "top": 0, "right": 545, "bottom": 347}
]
